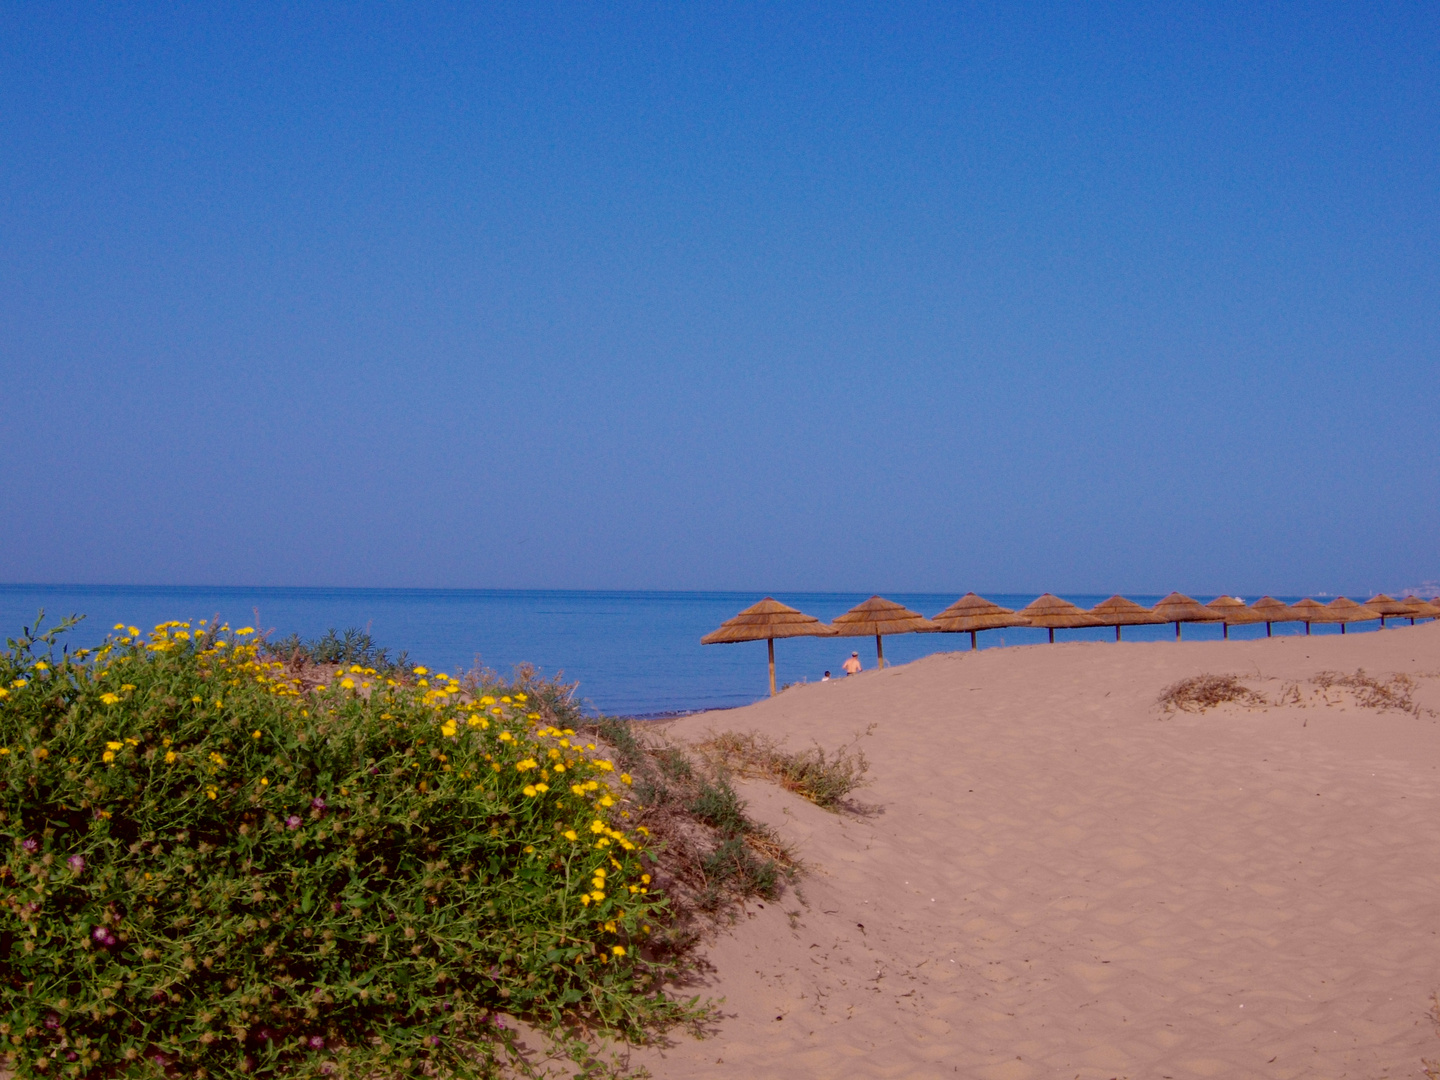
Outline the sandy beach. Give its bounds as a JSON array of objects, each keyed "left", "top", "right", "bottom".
[{"left": 631, "top": 623, "right": 1440, "bottom": 1079}]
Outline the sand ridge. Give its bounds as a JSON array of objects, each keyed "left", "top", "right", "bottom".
[{"left": 630, "top": 623, "right": 1440, "bottom": 1079}]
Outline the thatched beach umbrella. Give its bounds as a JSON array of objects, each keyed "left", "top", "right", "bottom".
[
  {"left": 831, "top": 596, "right": 937, "bottom": 669},
  {"left": 931, "top": 593, "right": 1032, "bottom": 650},
  {"left": 701, "top": 597, "right": 837, "bottom": 697},
  {"left": 1323, "top": 597, "right": 1381, "bottom": 634},
  {"left": 1088, "top": 596, "right": 1166, "bottom": 641},
  {"left": 1204, "top": 596, "right": 1268, "bottom": 640},
  {"left": 1249, "top": 596, "right": 1299, "bottom": 637},
  {"left": 1016, "top": 594, "right": 1103, "bottom": 644},
  {"left": 1152, "top": 592, "right": 1225, "bottom": 640},
  {"left": 1363, "top": 594, "right": 1413, "bottom": 628},
  {"left": 1399, "top": 596, "right": 1439, "bottom": 625},
  {"left": 1289, "top": 598, "right": 1341, "bottom": 635}
]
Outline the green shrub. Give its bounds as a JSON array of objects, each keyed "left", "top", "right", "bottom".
[{"left": 0, "top": 616, "right": 685, "bottom": 1079}]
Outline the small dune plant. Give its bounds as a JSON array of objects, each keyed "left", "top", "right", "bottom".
[
  {"left": 1156, "top": 673, "right": 1265, "bottom": 714},
  {"left": 0, "top": 615, "right": 689, "bottom": 1080}
]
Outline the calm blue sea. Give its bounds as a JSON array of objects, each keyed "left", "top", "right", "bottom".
[{"left": 0, "top": 586, "right": 1394, "bottom": 717}]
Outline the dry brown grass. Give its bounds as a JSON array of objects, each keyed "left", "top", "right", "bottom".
[
  {"left": 1312, "top": 669, "right": 1418, "bottom": 713},
  {"left": 1157, "top": 673, "right": 1266, "bottom": 713},
  {"left": 696, "top": 727, "right": 873, "bottom": 810}
]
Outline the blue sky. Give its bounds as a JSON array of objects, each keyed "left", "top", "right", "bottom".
[{"left": 2, "top": 2, "right": 1436, "bottom": 595}]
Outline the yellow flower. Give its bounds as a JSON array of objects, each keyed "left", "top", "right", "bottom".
[
  {"left": 13, "top": 679, "right": 28, "bottom": 688},
  {"left": 534, "top": 783, "right": 549, "bottom": 793},
  {"left": 252, "top": 730, "right": 262, "bottom": 740},
  {"left": 620, "top": 773, "right": 633, "bottom": 785},
  {"left": 0, "top": 748, "right": 9, "bottom": 755},
  {"left": 413, "top": 666, "right": 428, "bottom": 676},
  {"left": 33, "top": 748, "right": 47, "bottom": 761},
  {"left": 580, "top": 894, "right": 591, "bottom": 906},
  {"left": 523, "top": 845, "right": 534, "bottom": 853},
  {"left": 99, "top": 692, "right": 120, "bottom": 706},
  {"left": 33, "top": 662, "right": 48, "bottom": 671},
  {"left": 340, "top": 679, "right": 355, "bottom": 690},
  {"left": 164, "top": 751, "right": 177, "bottom": 764},
  {"left": 113, "top": 623, "right": 125, "bottom": 631},
  {"left": 236, "top": 628, "right": 255, "bottom": 636},
  {"left": 563, "top": 830, "right": 579, "bottom": 841},
  {"left": 523, "top": 785, "right": 537, "bottom": 797},
  {"left": 120, "top": 684, "right": 135, "bottom": 692},
  {"left": 260, "top": 777, "right": 269, "bottom": 786},
  {"left": 515, "top": 693, "right": 528, "bottom": 702},
  {"left": 101, "top": 750, "right": 115, "bottom": 764},
  {"left": 595, "top": 760, "right": 614, "bottom": 772},
  {"left": 440, "top": 724, "right": 457, "bottom": 738},
  {"left": 127, "top": 627, "right": 139, "bottom": 637},
  {"left": 498, "top": 731, "right": 514, "bottom": 743},
  {"left": 590, "top": 890, "right": 605, "bottom": 901},
  {"left": 590, "top": 820, "right": 606, "bottom": 834},
  {"left": 611, "top": 945, "right": 626, "bottom": 957},
  {"left": 0, "top": 688, "right": 8, "bottom": 700},
  {"left": 106, "top": 741, "right": 123, "bottom": 751}
]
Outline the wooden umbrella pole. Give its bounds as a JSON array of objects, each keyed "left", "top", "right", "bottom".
[
  {"left": 1266, "top": 622, "right": 1272, "bottom": 637},
  {"left": 768, "top": 638, "right": 776, "bottom": 697},
  {"left": 1115, "top": 625, "right": 1121, "bottom": 642},
  {"left": 1222, "top": 622, "right": 1229, "bottom": 640},
  {"left": 1175, "top": 621, "right": 1182, "bottom": 640},
  {"left": 1048, "top": 627, "right": 1055, "bottom": 644},
  {"left": 1340, "top": 623, "right": 1347, "bottom": 635},
  {"left": 876, "top": 634, "right": 885, "bottom": 669},
  {"left": 1305, "top": 622, "right": 1311, "bottom": 636},
  {"left": 970, "top": 630, "right": 977, "bottom": 651}
]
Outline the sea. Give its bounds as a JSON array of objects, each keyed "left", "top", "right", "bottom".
[{"left": 0, "top": 585, "right": 1397, "bottom": 718}]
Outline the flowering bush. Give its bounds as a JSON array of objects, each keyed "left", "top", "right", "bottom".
[{"left": 0, "top": 616, "right": 678, "bottom": 1078}]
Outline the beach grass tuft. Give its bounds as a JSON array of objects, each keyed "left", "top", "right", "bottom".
[
  {"left": 1311, "top": 669, "right": 1418, "bottom": 713},
  {"left": 1157, "top": 673, "right": 1266, "bottom": 713},
  {"left": 697, "top": 729, "right": 872, "bottom": 810}
]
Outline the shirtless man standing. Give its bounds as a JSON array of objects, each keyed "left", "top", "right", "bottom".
[{"left": 842, "top": 651, "right": 862, "bottom": 676}]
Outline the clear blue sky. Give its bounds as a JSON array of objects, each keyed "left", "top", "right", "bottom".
[{"left": 3, "top": 3, "right": 1436, "bottom": 596}]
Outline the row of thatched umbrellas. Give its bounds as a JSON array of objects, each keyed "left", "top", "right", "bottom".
[{"left": 703, "top": 593, "right": 1440, "bottom": 696}]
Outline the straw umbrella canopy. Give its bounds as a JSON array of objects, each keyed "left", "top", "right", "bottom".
[
  {"left": 1322, "top": 597, "right": 1381, "bottom": 634},
  {"left": 701, "top": 598, "right": 837, "bottom": 697},
  {"left": 1398, "top": 596, "right": 1439, "bottom": 625},
  {"left": 1016, "top": 594, "right": 1104, "bottom": 644},
  {"left": 830, "top": 596, "right": 937, "bottom": 669},
  {"left": 1249, "top": 596, "right": 1299, "bottom": 637},
  {"left": 931, "top": 593, "right": 1032, "bottom": 651},
  {"left": 1204, "top": 596, "right": 1268, "bottom": 639},
  {"left": 1364, "top": 594, "right": 1414, "bottom": 628},
  {"left": 1152, "top": 592, "right": 1225, "bottom": 640},
  {"left": 1289, "top": 598, "right": 1343, "bottom": 635},
  {"left": 1088, "top": 596, "right": 1166, "bottom": 642}
]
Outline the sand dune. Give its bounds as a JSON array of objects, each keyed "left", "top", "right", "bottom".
[{"left": 632, "top": 623, "right": 1440, "bottom": 1079}]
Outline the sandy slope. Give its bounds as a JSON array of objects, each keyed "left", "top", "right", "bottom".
[{"left": 629, "top": 623, "right": 1440, "bottom": 1079}]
